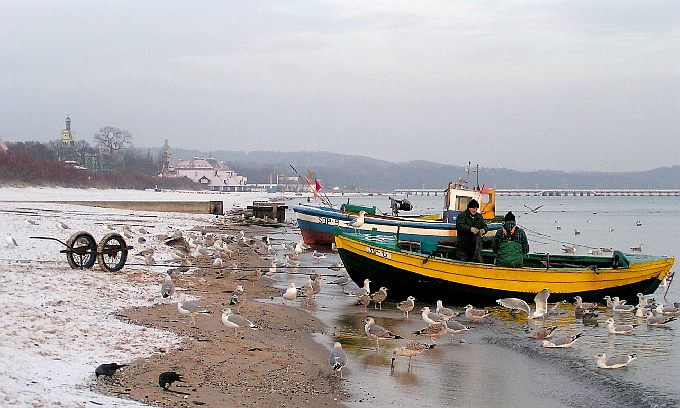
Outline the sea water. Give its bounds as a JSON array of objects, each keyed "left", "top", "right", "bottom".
[{"left": 279, "top": 194, "right": 680, "bottom": 407}]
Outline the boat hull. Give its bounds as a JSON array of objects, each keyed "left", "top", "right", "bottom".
[{"left": 335, "top": 234, "right": 672, "bottom": 304}]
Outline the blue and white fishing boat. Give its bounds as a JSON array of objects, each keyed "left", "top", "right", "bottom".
[{"left": 293, "top": 181, "right": 498, "bottom": 246}]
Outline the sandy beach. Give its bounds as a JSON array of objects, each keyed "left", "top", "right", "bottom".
[
  {"left": 0, "top": 188, "right": 348, "bottom": 407},
  {"left": 91, "top": 227, "right": 348, "bottom": 407}
]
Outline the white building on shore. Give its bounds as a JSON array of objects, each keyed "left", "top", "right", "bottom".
[
  {"left": 158, "top": 142, "right": 247, "bottom": 191},
  {"left": 173, "top": 157, "right": 247, "bottom": 191}
]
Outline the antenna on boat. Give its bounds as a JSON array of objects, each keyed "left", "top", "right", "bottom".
[
  {"left": 476, "top": 164, "right": 480, "bottom": 190},
  {"left": 289, "top": 164, "right": 334, "bottom": 208}
]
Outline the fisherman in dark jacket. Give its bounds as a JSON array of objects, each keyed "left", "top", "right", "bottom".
[
  {"left": 492, "top": 211, "right": 529, "bottom": 267},
  {"left": 455, "top": 199, "right": 487, "bottom": 262}
]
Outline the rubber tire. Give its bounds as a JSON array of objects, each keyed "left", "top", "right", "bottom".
[
  {"left": 97, "top": 233, "right": 129, "bottom": 272},
  {"left": 66, "top": 231, "right": 97, "bottom": 269}
]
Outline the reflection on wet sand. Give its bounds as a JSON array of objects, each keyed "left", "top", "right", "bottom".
[
  {"left": 389, "top": 367, "right": 421, "bottom": 386},
  {"left": 361, "top": 353, "right": 391, "bottom": 368},
  {"left": 270, "top": 201, "right": 680, "bottom": 407}
]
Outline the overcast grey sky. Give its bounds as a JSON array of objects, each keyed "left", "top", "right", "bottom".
[{"left": 1, "top": 1, "right": 678, "bottom": 171}]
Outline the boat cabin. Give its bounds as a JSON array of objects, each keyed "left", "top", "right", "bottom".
[{"left": 443, "top": 181, "right": 496, "bottom": 222}]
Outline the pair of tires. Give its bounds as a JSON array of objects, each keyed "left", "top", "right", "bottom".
[{"left": 65, "top": 231, "right": 129, "bottom": 272}]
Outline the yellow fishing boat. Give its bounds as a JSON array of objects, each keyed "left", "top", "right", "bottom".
[{"left": 334, "top": 232, "right": 673, "bottom": 304}]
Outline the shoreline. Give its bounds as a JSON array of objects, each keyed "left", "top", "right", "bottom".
[{"left": 91, "top": 223, "right": 348, "bottom": 407}]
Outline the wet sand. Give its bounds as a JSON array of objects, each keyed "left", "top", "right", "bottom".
[
  {"left": 87, "top": 220, "right": 679, "bottom": 408},
  {"left": 91, "top": 226, "right": 348, "bottom": 407}
]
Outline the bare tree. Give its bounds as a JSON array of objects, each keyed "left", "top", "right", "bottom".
[{"left": 94, "top": 126, "right": 133, "bottom": 155}]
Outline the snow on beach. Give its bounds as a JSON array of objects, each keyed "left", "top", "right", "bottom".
[{"left": 0, "top": 187, "right": 272, "bottom": 406}]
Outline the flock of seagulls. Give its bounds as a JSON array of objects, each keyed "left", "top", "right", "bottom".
[
  {"left": 20, "top": 207, "right": 670, "bottom": 391},
  {"left": 333, "top": 283, "right": 679, "bottom": 373}
]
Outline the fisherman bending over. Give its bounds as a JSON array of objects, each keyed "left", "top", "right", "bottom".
[{"left": 493, "top": 211, "right": 529, "bottom": 267}]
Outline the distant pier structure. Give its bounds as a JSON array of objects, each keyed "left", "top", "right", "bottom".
[
  {"left": 393, "top": 188, "right": 680, "bottom": 197},
  {"left": 495, "top": 189, "right": 680, "bottom": 197},
  {"left": 392, "top": 188, "right": 444, "bottom": 197}
]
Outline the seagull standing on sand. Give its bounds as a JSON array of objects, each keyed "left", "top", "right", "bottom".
[
  {"left": 5, "top": 233, "right": 18, "bottom": 247},
  {"left": 414, "top": 322, "right": 448, "bottom": 345},
  {"left": 435, "top": 300, "right": 459, "bottom": 320},
  {"left": 364, "top": 317, "right": 402, "bottom": 350},
  {"left": 229, "top": 285, "right": 245, "bottom": 311},
  {"left": 312, "top": 250, "right": 327, "bottom": 260},
  {"left": 391, "top": 341, "right": 435, "bottom": 369},
  {"left": 283, "top": 283, "right": 298, "bottom": 304},
  {"left": 464, "top": 305, "right": 491, "bottom": 321},
  {"left": 329, "top": 342, "right": 348, "bottom": 378},
  {"left": 221, "top": 308, "right": 258, "bottom": 334},
  {"left": 161, "top": 273, "right": 175, "bottom": 299},
  {"left": 25, "top": 219, "right": 38, "bottom": 226},
  {"left": 349, "top": 279, "right": 371, "bottom": 297},
  {"left": 56, "top": 221, "right": 70, "bottom": 231},
  {"left": 177, "top": 293, "right": 210, "bottom": 327},
  {"left": 396, "top": 296, "right": 416, "bottom": 318},
  {"left": 369, "top": 287, "right": 388, "bottom": 310},
  {"left": 212, "top": 257, "right": 223, "bottom": 268},
  {"left": 237, "top": 268, "right": 262, "bottom": 286},
  {"left": 144, "top": 254, "right": 156, "bottom": 266},
  {"left": 356, "top": 294, "right": 371, "bottom": 309},
  {"left": 421, "top": 306, "right": 448, "bottom": 325},
  {"left": 596, "top": 353, "right": 636, "bottom": 369},
  {"left": 330, "top": 275, "right": 351, "bottom": 293},
  {"left": 445, "top": 319, "right": 470, "bottom": 334}
]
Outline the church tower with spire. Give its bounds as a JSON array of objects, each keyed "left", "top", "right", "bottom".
[
  {"left": 159, "top": 139, "right": 172, "bottom": 176},
  {"left": 60, "top": 116, "right": 76, "bottom": 148}
]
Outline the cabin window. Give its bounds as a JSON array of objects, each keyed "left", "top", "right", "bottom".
[{"left": 456, "top": 197, "right": 471, "bottom": 211}]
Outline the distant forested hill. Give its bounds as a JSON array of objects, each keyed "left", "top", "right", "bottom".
[{"left": 146, "top": 148, "right": 680, "bottom": 190}]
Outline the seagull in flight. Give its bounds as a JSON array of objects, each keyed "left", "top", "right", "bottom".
[
  {"left": 524, "top": 204, "right": 543, "bottom": 213},
  {"left": 496, "top": 288, "right": 551, "bottom": 319}
]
